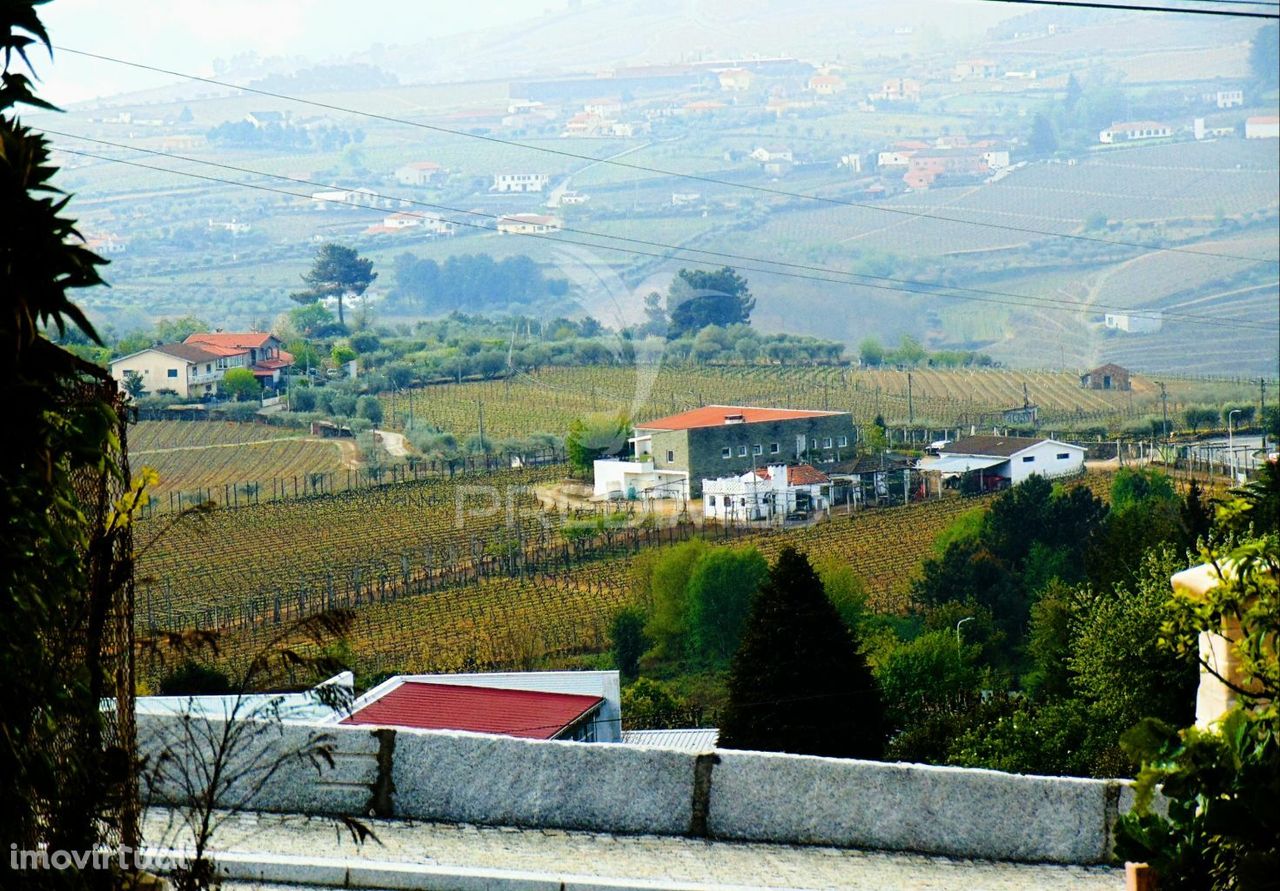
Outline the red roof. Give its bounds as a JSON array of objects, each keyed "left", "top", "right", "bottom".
[
  {"left": 340, "top": 681, "right": 603, "bottom": 740},
  {"left": 753, "top": 463, "right": 830, "bottom": 485},
  {"left": 636, "top": 405, "right": 842, "bottom": 431},
  {"left": 186, "top": 331, "right": 276, "bottom": 350}
]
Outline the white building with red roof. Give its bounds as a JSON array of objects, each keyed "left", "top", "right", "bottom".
[
  {"left": 702, "top": 462, "right": 831, "bottom": 522},
  {"left": 395, "top": 160, "right": 447, "bottom": 186},
  {"left": 184, "top": 331, "right": 295, "bottom": 387}
]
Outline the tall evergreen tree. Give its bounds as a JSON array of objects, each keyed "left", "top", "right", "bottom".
[
  {"left": 719, "top": 548, "right": 886, "bottom": 759},
  {"left": 292, "top": 243, "right": 376, "bottom": 327},
  {"left": 666, "top": 266, "right": 754, "bottom": 339}
]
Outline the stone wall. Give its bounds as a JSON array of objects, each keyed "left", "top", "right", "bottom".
[{"left": 137, "top": 713, "right": 1143, "bottom": 864}]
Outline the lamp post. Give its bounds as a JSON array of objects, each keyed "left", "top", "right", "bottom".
[
  {"left": 1228, "top": 409, "right": 1241, "bottom": 481},
  {"left": 956, "top": 616, "right": 974, "bottom": 656}
]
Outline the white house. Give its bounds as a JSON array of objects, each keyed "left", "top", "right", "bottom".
[
  {"left": 491, "top": 173, "right": 550, "bottom": 193},
  {"left": 717, "top": 68, "right": 752, "bottom": 91},
  {"left": 593, "top": 457, "right": 690, "bottom": 502},
  {"left": 928, "top": 435, "right": 1085, "bottom": 490},
  {"left": 395, "top": 161, "right": 446, "bottom": 186},
  {"left": 751, "top": 144, "right": 793, "bottom": 164},
  {"left": 496, "top": 213, "right": 561, "bottom": 234},
  {"left": 1105, "top": 311, "right": 1163, "bottom": 333},
  {"left": 1245, "top": 116, "right": 1279, "bottom": 139},
  {"left": 1099, "top": 121, "right": 1173, "bottom": 144},
  {"left": 702, "top": 463, "right": 830, "bottom": 522},
  {"left": 109, "top": 343, "right": 227, "bottom": 398}
]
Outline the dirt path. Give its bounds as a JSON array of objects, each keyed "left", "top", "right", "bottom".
[
  {"left": 334, "top": 438, "right": 362, "bottom": 470},
  {"left": 375, "top": 429, "right": 410, "bottom": 458}
]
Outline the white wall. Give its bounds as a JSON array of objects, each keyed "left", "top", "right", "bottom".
[{"left": 1008, "top": 440, "right": 1085, "bottom": 485}]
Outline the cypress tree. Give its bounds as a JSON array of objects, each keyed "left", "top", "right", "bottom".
[{"left": 719, "top": 547, "right": 886, "bottom": 759}]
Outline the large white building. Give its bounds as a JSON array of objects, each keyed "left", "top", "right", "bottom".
[
  {"left": 927, "top": 435, "right": 1086, "bottom": 491},
  {"left": 491, "top": 173, "right": 550, "bottom": 192}
]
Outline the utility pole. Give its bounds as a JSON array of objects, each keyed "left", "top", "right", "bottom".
[
  {"left": 907, "top": 372, "right": 914, "bottom": 425},
  {"left": 1157, "top": 381, "right": 1169, "bottom": 442},
  {"left": 477, "top": 399, "right": 486, "bottom": 454}
]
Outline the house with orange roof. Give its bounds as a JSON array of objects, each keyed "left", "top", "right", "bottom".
[
  {"left": 594, "top": 405, "right": 854, "bottom": 500},
  {"left": 808, "top": 73, "right": 845, "bottom": 96},
  {"left": 184, "top": 331, "right": 295, "bottom": 387}
]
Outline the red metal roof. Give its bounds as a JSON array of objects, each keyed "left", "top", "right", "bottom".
[
  {"left": 752, "top": 463, "right": 830, "bottom": 485},
  {"left": 340, "top": 682, "right": 603, "bottom": 740},
  {"left": 636, "top": 405, "right": 842, "bottom": 431}
]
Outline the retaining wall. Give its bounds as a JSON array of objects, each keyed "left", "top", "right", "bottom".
[{"left": 137, "top": 712, "right": 1145, "bottom": 864}]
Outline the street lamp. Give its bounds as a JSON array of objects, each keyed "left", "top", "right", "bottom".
[
  {"left": 956, "top": 616, "right": 974, "bottom": 648},
  {"left": 1228, "top": 409, "right": 1241, "bottom": 481}
]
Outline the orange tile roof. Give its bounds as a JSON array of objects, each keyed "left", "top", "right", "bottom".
[
  {"left": 636, "top": 405, "right": 843, "bottom": 431},
  {"left": 753, "top": 463, "right": 830, "bottom": 485},
  {"left": 186, "top": 331, "right": 276, "bottom": 349}
]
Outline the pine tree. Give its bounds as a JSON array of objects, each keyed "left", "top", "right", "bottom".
[{"left": 719, "top": 547, "right": 886, "bottom": 759}]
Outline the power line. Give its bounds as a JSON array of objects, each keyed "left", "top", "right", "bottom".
[
  {"left": 52, "top": 139, "right": 1280, "bottom": 332},
  {"left": 980, "top": 0, "right": 1279, "bottom": 16},
  {"left": 52, "top": 45, "right": 1278, "bottom": 265},
  {"left": 55, "top": 129, "right": 1259, "bottom": 325}
]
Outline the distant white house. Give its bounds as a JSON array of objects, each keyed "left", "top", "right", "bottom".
[
  {"left": 1245, "top": 116, "right": 1279, "bottom": 139},
  {"left": 395, "top": 161, "right": 447, "bottom": 186},
  {"left": 751, "top": 144, "right": 793, "bottom": 164},
  {"left": 702, "top": 463, "right": 830, "bottom": 522},
  {"left": 927, "top": 435, "right": 1085, "bottom": 491},
  {"left": 717, "top": 68, "right": 753, "bottom": 91},
  {"left": 491, "top": 173, "right": 550, "bottom": 193},
  {"left": 496, "top": 213, "right": 561, "bottom": 234},
  {"left": 1099, "top": 121, "right": 1173, "bottom": 144},
  {"left": 1105, "top": 311, "right": 1163, "bottom": 333}
]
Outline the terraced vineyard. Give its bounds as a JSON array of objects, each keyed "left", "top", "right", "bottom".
[
  {"left": 381, "top": 364, "right": 1258, "bottom": 439},
  {"left": 131, "top": 420, "right": 349, "bottom": 497}
]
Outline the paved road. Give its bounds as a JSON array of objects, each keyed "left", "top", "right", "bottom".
[{"left": 146, "top": 809, "right": 1124, "bottom": 890}]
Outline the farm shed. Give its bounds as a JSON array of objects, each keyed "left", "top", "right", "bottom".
[{"left": 1079, "top": 363, "right": 1131, "bottom": 391}]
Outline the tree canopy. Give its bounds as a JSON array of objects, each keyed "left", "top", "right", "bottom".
[
  {"left": 292, "top": 243, "right": 376, "bottom": 327},
  {"left": 719, "top": 547, "right": 886, "bottom": 759},
  {"left": 666, "top": 267, "right": 755, "bottom": 339}
]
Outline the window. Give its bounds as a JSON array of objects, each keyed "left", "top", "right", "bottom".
[
  {"left": 838, "top": 436, "right": 848, "bottom": 448},
  {"left": 1022, "top": 455, "right": 1035, "bottom": 463},
  {"left": 823, "top": 437, "right": 833, "bottom": 449},
  {"left": 167, "top": 368, "right": 178, "bottom": 378},
  {"left": 770, "top": 442, "right": 780, "bottom": 454},
  {"left": 738, "top": 445, "right": 748, "bottom": 457},
  {"left": 708, "top": 496, "right": 717, "bottom": 507},
  {"left": 206, "top": 364, "right": 212, "bottom": 373},
  {"left": 722, "top": 447, "right": 732, "bottom": 459},
  {"left": 666, "top": 450, "right": 675, "bottom": 463},
  {"left": 753, "top": 444, "right": 763, "bottom": 456},
  {"left": 740, "top": 497, "right": 747, "bottom": 507},
  {"left": 1057, "top": 452, "right": 1070, "bottom": 460}
]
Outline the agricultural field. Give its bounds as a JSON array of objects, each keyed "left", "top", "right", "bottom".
[
  {"left": 381, "top": 364, "right": 1261, "bottom": 439},
  {"left": 140, "top": 462, "right": 1124, "bottom": 684},
  {"left": 130, "top": 420, "right": 351, "bottom": 498}
]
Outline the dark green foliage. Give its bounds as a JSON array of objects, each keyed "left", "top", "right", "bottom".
[
  {"left": 609, "top": 607, "right": 648, "bottom": 680},
  {"left": 1117, "top": 712, "right": 1280, "bottom": 890},
  {"left": 719, "top": 548, "right": 886, "bottom": 759},
  {"left": 876, "top": 630, "right": 980, "bottom": 729},
  {"left": 1087, "top": 469, "right": 1182, "bottom": 591},
  {"left": 565, "top": 411, "right": 629, "bottom": 475},
  {"left": 292, "top": 243, "right": 376, "bottom": 327},
  {"left": 620, "top": 678, "right": 691, "bottom": 730},
  {"left": 666, "top": 267, "right": 755, "bottom": 339},
  {"left": 157, "top": 661, "right": 234, "bottom": 696},
  {"left": 1249, "top": 22, "right": 1278, "bottom": 88},
  {"left": 1179, "top": 478, "right": 1214, "bottom": 549},
  {"left": 686, "top": 547, "right": 769, "bottom": 666},
  {"left": 2, "top": 0, "right": 138, "bottom": 872},
  {"left": 356, "top": 395, "right": 383, "bottom": 425},
  {"left": 1028, "top": 112, "right": 1058, "bottom": 155},
  {"left": 220, "top": 366, "right": 261, "bottom": 401},
  {"left": 392, "top": 253, "right": 568, "bottom": 314}
]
